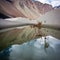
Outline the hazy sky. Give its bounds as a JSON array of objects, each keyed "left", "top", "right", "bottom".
[{"left": 35, "top": 0, "right": 60, "bottom": 7}]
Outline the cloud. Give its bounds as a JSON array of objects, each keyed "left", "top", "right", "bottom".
[
  {"left": 51, "top": 1, "right": 60, "bottom": 7},
  {"left": 35, "top": 0, "right": 50, "bottom": 4},
  {"left": 35, "top": 0, "right": 60, "bottom": 7}
]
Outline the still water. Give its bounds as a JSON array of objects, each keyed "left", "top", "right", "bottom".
[{"left": 0, "top": 36, "right": 60, "bottom": 60}]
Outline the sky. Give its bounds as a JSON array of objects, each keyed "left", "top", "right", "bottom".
[{"left": 35, "top": 0, "right": 60, "bottom": 7}]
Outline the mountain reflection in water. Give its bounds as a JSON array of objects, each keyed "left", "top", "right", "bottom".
[{"left": 0, "top": 36, "right": 60, "bottom": 60}]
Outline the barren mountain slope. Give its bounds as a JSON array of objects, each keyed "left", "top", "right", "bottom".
[{"left": 0, "top": 0, "right": 53, "bottom": 19}]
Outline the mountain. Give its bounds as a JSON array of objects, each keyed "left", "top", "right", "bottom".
[
  {"left": 0, "top": 0, "right": 53, "bottom": 19},
  {"left": 54, "top": 5, "right": 60, "bottom": 8},
  {"left": 34, "top": 1, "right": 53, "bottom": 14}
]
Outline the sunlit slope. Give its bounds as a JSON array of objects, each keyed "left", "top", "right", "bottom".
[
  {"left": 0, "top": 0, "right": 25, "bottom": 17},
  {"left": 13, "top": 0, "right": 40, "bottom": 19}
]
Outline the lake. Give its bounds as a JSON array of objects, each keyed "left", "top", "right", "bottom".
[{"left": 0, "top": 36, "right": 60, "bottom": 60}]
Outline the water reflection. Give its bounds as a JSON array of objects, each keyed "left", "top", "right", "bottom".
[{"left": 0, "top": 36, "right": 60, "bottom": 60}]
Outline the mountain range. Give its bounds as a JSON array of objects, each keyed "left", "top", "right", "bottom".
[{"left": 54, "top": 5, "right": 60, "bottom": 8}]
